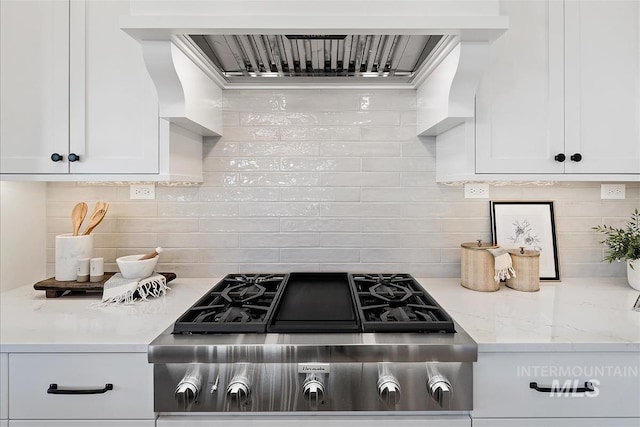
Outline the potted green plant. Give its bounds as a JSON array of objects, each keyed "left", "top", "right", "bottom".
[{"left": 593, "top": 209, "right": 640, "bottom": 290}]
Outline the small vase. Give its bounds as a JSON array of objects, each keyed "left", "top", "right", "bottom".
[{"left": 628, "top": 259, "right": 640, "bottom": 291}]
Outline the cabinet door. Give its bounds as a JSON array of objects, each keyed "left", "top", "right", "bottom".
[
  {"left": 0, "top": 0, "right": 69, "bottom": 174},
  {"left": 8, "top": 421, "right": 154, "bottom": 427},
  {"left": 8, "top": 353, "right": 154, "bottom": 420},
  {"left": 475, "top": 0, "right": 565, "bottom": 174},
  {"left": 473, "top": 419, "right": 640, "bottom": 427},
  {"left": 564, "top": 0, "right": 640, "bottom": 174},
  {"left": 0, "top": 353, "right": 6, "bottom": 420},
  {"left": 69, "top": 0, "right": 159, "bottom": 174}
]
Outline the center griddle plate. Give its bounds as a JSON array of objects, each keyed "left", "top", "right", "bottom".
[{"left": 267, "top": 272, "right": 361, "bottom": 333}]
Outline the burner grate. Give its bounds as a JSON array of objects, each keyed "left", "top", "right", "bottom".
[
  {"left": 350, "top": 273, "right": 455, "bottom": 333},
  {"left": 173, "top": 274, "right": 288, "bottom": 334}
]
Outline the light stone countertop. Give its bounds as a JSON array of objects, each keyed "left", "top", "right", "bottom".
[{"left": 1, "top": 276, "right": 639, "bottom": 353}]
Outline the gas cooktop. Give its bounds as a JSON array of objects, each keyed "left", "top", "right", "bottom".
[
  {"left": 150, "top": 272, "right": 476, "bottom": 413},
  {"left": 173, "top": 272, "right": 456, "bottom": 334}
]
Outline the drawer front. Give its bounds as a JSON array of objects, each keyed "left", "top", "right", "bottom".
[
  {"left": 8, "top": 421, "right": 155, "bottom": 427},
  {"left": 473, "top": 418, "right": 640, "bottom": 427},
  {"left": 0, "top": 353, "right": 7, "bottom": 420},
  {"left": 8, "top": 353, "right": 153, "bottom": 420},
  {"left": 474, "top": 352, "right": 640, "bottom": 418}
]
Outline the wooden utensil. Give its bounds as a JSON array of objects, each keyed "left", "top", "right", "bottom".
[
  {"left": 82, "top": 201, "right": 109, "bottom": 235},
  {"left": 139, "top": 247, "right": 163, "bottom": 260},
  {"left": 71, "top": 202, "right": 88, "bottom": 236}
]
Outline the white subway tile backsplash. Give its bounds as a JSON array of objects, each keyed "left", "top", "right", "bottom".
[
  {"left": 321, "top": 172, "right": 400, "bottom": 187},
  {"left": 361, "top": 248, "right": 441, "bottom": 263},
  {"left": 240, "top": 172, "right": 320, "bottom": 186},
  {"left": 239, "top": 202, "right": 320, "bottom": 217},
  {"left": 117, "top": 218, "right": 199, "bottom": 233},
  {"left": 44, "top": 90, "right": 639, "bottom": 278},
  {"left": 239, "top": 233, "right": 319, "bottom": 248},
  {"left": 360, "top": 218, "right": 440, "bottom": 233},
  {"left": 320, "top": 233, "right": 403, "bottom": 248},
  {"left": 281, "top": 126, "right": 360, "bottom": 141},
  {"left": 360, "top": 126, "right": 418, "bottom": 142},
  {"left": 199, "top": 218, "right": 280, "bottom": 232},
  {"left": 222, "top": 126, "right": 281, "bottom": 141},
  {"left": 280, "top": 188, "right": 360, "bottom": 202},
  {"left": 238, "top": 140, "right": 319, "bottom": 156},
  {"left": 199, "top": 187, "right": 279, "bottom": 202},
  {"left": 362, "top": 157, "right": 431, "bottom": 172},
  {"left": 320, "top": 141, "right": 400, "bottom": 157},
  {"left": 280, "top": 218, "right": 361, "bottom": 232},
  {"left": 280, "top": 157, "right": 360, "bottom": 172},
  {"left": 318, "top": 111, "right": 401, "bottom": 126},
  {"left": 200, "top": 248, "right": 279, "bottom": 263},
  {"left": 158, "top": 203, "right": 239, "bottom": 217},
  {"left": 156, "top": 187, "right": 200, "bottom": 202},
  {"left": 158, "top": 233, "right": 239, "bottom": 248},
  {"left": 239, "top": 112, "right": 319, "bottom": 126},
  {"left": 281, "top": 248, "right": 360, "bottom": 263},
  {"left": 321, "top": 202, "right": 405, "bottom": 217},
  {"left": 203, "top": 157, "right": 280, "bottom": 172}
]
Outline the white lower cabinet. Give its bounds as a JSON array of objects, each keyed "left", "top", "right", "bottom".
[
  {"left": 473, "top": 351, "right": 640, "bottom": 423},
  {"left": 7, "top": 353, "right": 154, "bottom": 424},
  {"left": 473, "top": 419, "right": 640, "bottom": 427},
  {"left": 0, "top": 353, "right": 7, "bottom": 422},
  {"left": 157, "top": 415, "right": 471, "bottom": 427},
  {"left": 8, "top": 422, "right": 154, "bottom": 427}
]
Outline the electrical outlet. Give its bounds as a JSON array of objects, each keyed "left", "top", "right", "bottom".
[
  {"left": 130, "top": 184, "right": 155, "bottom": 200},
  {"left": 601, "top": 183, "right": 625, "bottom": 200},
  {"left": 464, "top": 183, "right": 489, "bottom": 199}
]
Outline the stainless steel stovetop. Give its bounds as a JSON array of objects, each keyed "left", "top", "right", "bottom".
[{"left": 149, "top": 273, "right": 477, "bottom": 413}]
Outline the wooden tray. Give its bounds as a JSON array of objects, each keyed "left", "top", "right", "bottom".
[{"left": 34, "top": 272, "right": 177, "bottom": 298}]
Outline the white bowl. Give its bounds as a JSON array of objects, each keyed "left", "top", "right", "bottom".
[{"left": 116, "top": 254, "right": 158, "bottom": 279}]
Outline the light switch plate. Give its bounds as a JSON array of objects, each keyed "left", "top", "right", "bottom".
[
  {"left": 601, "top": 184, "right": 625, "bottom": 200},
  {"left": 464, "top": 183, "right": 489, "bottom": 199}
]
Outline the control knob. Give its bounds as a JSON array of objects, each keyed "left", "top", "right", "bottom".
[
  {"left": 377, "top": 375, "right": 401, "bottom": 406},
  {"left": 302, "top": 374, "right": 325, "bottom": 406},
  {"left": 174, "top": 367, "right": 202, "bottom": 410},
  {"left": 427, "top": 373, "right": 452, "bottom": 409},
  {"left": 226, "top": 376, "right": 251, "bottom": 404}
]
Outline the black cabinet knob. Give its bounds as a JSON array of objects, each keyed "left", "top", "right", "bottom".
[
  {"left": 570, "top": 153, "right": 582, "bottom": 162},
  {"left": 554, "top": 153, "right": 566, "bottom": 162},
  {"left": 68, "top": 153, "right": 80, "bottom": 162},
  {"left": 50, "top": 153, "right": 63, "bottom": 162}
]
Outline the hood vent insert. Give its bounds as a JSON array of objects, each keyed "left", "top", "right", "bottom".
[{"left": 189, "top": 34, "right": 443, "bottom": 83}]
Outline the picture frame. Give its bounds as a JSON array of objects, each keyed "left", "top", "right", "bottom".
[{"left": 490, "top": 201, "right": 560, "bottom": 281}]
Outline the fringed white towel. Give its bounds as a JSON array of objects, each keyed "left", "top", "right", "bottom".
[
  {"left": 486, "top": 248, "right": 516, "bottom": 282},
  {"left": 97, "top": 273, "right": 169, "bottom": 306}
]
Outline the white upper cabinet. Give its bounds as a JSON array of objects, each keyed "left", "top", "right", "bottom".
[
  {"left": 440, "top": 0, "right": 640, "bottom": 181},
  {"left": 475, "top": 0, "right": 565, "bottom": 174},
  {"left": 564, "top": 0, "right": 640, "bottom": 174},
  {"left": 68, "top": 0, "right": 159, "bottom": 175},
  {"left": 0, "top": 0, "right": 70, "bottom": 174},
  {"left": 1, "top": 0, "right": 208, "bottom": 181}
]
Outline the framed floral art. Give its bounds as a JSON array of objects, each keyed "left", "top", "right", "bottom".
[{"left": 490, "top": 201, "right": 560, "bottom": 281}]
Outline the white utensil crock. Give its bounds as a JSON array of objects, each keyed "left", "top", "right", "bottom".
[
  {"left": 628, "top": 259, "right": 640, "bottom": 291},
  {"left": 55, "top": 234, "right": 94, "bottom": 281}
]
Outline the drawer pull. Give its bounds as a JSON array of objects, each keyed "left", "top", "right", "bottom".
[
  {"left": 47, "top": 383, "right": 114, "bottom": 395},
  {"left": 529, "top": 381, "right": 594, "bottom": 393}
]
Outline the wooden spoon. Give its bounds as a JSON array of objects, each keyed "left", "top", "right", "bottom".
[
  {"left": 71, "top": 202, "right": 88, "bottom": 236},
  {"left": 82, "top": 201, "right": 109, "bottom": 235}
]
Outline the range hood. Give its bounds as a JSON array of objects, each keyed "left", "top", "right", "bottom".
[
  {"left": 120, "top": 1, "right": 508, "bottom": 135},
  {"left": 189, "top": 34, "right": 444, "bottom": 84}
]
